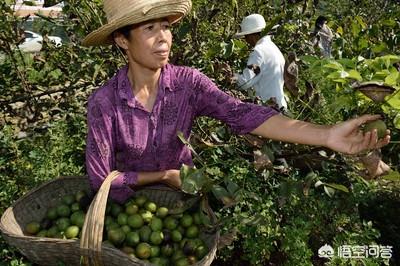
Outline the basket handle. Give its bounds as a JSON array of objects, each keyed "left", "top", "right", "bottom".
[{"left": 80, "top": 170, "right": 121, "bottom": 266}]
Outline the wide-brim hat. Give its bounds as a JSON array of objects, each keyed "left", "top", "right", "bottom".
[
  {"left": 234, "top": 13, "right": 266, "bottom": 38},
  {"left": 82, "top": 0, "right": 192, "bottom": 46}
]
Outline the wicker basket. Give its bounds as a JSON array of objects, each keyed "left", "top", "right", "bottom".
[{"left": 0, "top": 174, "right": 219, "bottom": 266}]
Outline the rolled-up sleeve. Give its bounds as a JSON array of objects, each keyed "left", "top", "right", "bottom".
[
  {"left": 236, "top": 50, "right": 264, "bottom": 90},
  {"left": 86, "top": 95, "right": 137, "bottom": 203},
  {"left": 192, "top": 71, "right": 279, "bottom": 134}
]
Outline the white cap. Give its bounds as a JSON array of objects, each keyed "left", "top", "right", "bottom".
[{"left": 235, "top": 14, "right": 266, "bottom": 38}]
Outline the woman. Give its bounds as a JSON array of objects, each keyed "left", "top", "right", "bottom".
[{"left": 83, "top": 0, "right": 390, "bottom": 203}]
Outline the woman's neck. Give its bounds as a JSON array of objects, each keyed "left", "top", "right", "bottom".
[{"left": 127, "top": 61, "right": 162, "bottom": 112}]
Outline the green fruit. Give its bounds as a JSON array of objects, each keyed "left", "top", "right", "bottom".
[
  {"left": 164, "top": 217, "right": 178, "bottom": 230},
  {"left": 175, "top": 257, "right": 190, "bottom": 266},
  {"left": 110, "top": 203, "right": 123, "bottom": 217},
  {"left": 70, "top": 202, "right": 80, "bottom": 212},
  {"left": 62, "top": 194, "right": 75, "bottom": 205},
  {"left": 121, "top": 225, "right": 131, "bottom": 234},
  {"left": 46, "top": 226, "right": 59, "bottom": 238},
  {"left": 363, "top": 120, "right": 387, "bottom": 139},
  {"left": 46, "top": 207, "right": 58, "bottom": 220},
  {"left": 56, "top": 217, "right": 70, "bottom": 231},
  {"left": 25, "top": 222, "right": 40, "bottom": 235},
  {"left": 121, "top": 246, "right": 135, "bottom": 255},
  {"left": 145, "top": 201, "right": 157, "bottom": 213},
  {"left": 65, "top": 225, "right": 80, "bottom": 239},
  {"left": 161, "top": 243, "right": 174, "bottom": 257},
  {"left": 185, "top": 225, "right": 199, "bottom": 239},
  {"left": 171, "top": 230, "right": 182, "bottom": 242},
  {"left": 140, "top": 210, "right": 153, "bottom": 223},
  {"left": 156, "top": 207, "right": 169, "bottom": 218},
  {"left": 180, "top": 214, "right": 193, "bottom": 228},
  {"left": 136, "top": 242, "right": 152, "bottom": 259},
  {"left": 75, "top": 190, "right": 87, "bottom": 202},
  {"left": 150, "top": 257, "right": 169, "bottom": 266},
  {"left": 107, "top": 228, "right": 126, "bottom": 246},
  {"left": 150, "top": 245, "right": 160, "bottom": 257},
  {"left": 37, "top": 230, "right": 48, "bottom": 237},
  {"left": 70, "top": 211, "right": 85, "bottom": 228},
  {"left": 150, "top": 217, "right": 163, "bottom": 231},
  {"left": 56, "top": 204, "right": 71, "bottom": 217},
  {"left": 126, "top": 231, "right": 140, "bottom": 247},
  {"left": 125, "top": 204, "right": 139, "bottom": 215},
  {"left": 139, "top": 225, "right": 152, "bottom": 242},
  {"left": 195, "top": 245, "right": 208, "bottom": 259},
  {"left": 135, "top": 195, "right": 148, "bottom": 207},
  {"left": 127, "top": 214, "right": 144, "bottom": 229},
  {"left": 188, "top": 255, "right": 197, "bottom": 264},
  {"left": 193, "top": 212, "right": 201, "bottom": 225},
  {"left": 150, "top": 231, "right": 164, "bottom": 245},
  {"left": 117, "top": 213, "right": 128, "bottom": 226}
]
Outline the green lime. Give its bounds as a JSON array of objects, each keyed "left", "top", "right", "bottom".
[
  {"left": 121, "top": 225, "right": 131, "bottom": 234},
  {"left": 161, "top": 243, "right": 174, "bottom": 257},
  {"left": 185, "top": 225, "right": 199, "bottom": 239},
  {"left": 25, "top": 222, "right": 40, "bottom": 235},
  {"left": 121, "top": 246, "right": 135, "bottom": 255},
  {"left": 150, "top": 257, "right": 169, "bottom": 266},
  {"left": 145, "top": 201, "right": 157, "bottom": 213},
  {"left": 180, "top": 214, "right": 193, "bottom": 228},
  {"left": 175, "top": 257, "right": 189, "bottom": 266},
  {"left": 46, "top": 226, "right": 59, "bottom": 238},
  {"left": 164, "top": 216, "right": 178, "bottom": 230},
  {"left": 150, "top": 245, "right": 160, "bottom": 257},
  {"left": 188, "top": 255, "right": 198, "bottom": 264},
  {"left": 171, "top": 249, "right": 186, "bottom": 262},
  {"left": 363, "top": 120, "right": 387, "bottom": 139},
  {"left": 127, "top": 214, "right": 144, "bottom": 229},
  {"left": 139, "top": 225, "right": 152, "bottom": 242},
  {"left": 107, "top": 228, "right": 126, "bottom": 246},
  {"left": 125, "top": 231, "right": 140, "bottom": 247},
  {"left": 70, "top": 211, "right": 85, "bottom": 228},
  {"left": 46, "top": 207, "right": 58, "bottom": 220},
  {"left": 195, "top": 244, "right": 208, "bottom": 259},
  {"left": 56, "top": 204, "right": 71, "bottom": 217},
  {"left": 150, "top": 217, "right": 163, "bottom": 231},
  {"left": 62, "top": 194, "right": 75, "bottom": 205},
  {"left": 37, "top": 230, "right": 47, "bottom": 237},
  {"left": 75, "top": 190, "right": 87, "bottom": 202},
  {"left": 150, "top": 231, "right": 164, "bottom": 245},
  {"left": 110, "top": 203, "right": 123, "bottom": 217},
  {"left": 56, "top": 217, "right": 70, "bottom": 231},
  {"left": 135, "top": 195, "right": 148, "bottom": 207},
  {"left": 70, "top": 202, "right": 80, "bottom": 212},
  {"left": 193, "top": 212, "right": 201, "bottom": 225},
  {"left": 156, "top": 207, "right": 169, "bottom": 218},
  {"left": 125, "top": 203, "right": 139, "bottom": 215},
  {"left": 65, "top": 225, "right": 80, "bottom": 239},
  {"left": 136, "top": 242, "right": 152, "bottom": 259},
  {"left": 171, "top": 230, "right": 182, "bottom": 242},
  {"left": 117, "top": 213, "right": 128, "bottom": 226},
  {"left": 140, "top": 210, "right": 153, "bottom": 224}
]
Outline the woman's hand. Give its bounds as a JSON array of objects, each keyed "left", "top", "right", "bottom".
[
  {"left": 161, "top": 169, "right": 181, "bottom": 189},
  {"left": 325, "top": 115, "right": 390, "bottom": 155}
]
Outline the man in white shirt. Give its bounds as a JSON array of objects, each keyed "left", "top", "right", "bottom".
[{"left": 233, "top": 14, "right": 287, "bottom": 110}]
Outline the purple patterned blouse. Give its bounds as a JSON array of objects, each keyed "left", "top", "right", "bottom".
[{"left": 86, "top": 64, "right": 279, "bottom": 203}]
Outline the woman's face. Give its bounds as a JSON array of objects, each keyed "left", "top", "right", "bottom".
[{"left": 121, "top": 19, "right": 172, "bottom": 70}]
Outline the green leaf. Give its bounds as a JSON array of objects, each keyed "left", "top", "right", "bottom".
[
  {"left": 346, "top": 70, "right": 362, "bottom": 81},
  {"left": 381, "top": 171, "right": 400, "bottom": 181},
  {"left": 323, "top": 61, "right": 344, "bottom": 71},
  {"left": 324, "top": 183, "right": 349, "bottom": 193},
  {"left": 385, "top": 71, "right": 399, "bottom": 86}
]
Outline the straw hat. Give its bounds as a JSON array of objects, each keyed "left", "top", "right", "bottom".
[{"left": 82, "top": 0, "right": 192, "bottom": 46}]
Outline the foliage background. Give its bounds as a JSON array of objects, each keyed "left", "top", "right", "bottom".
[{"left": 0, "top": 0, "right": 399, "bottom": 265}]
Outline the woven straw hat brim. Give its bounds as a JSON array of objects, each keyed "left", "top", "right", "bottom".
[{"left": 82, "top": 0, "right": 192, "bottom": 46}]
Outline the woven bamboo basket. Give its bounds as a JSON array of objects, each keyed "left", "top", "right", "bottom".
[{"left": 0, "top": 173, "right": 219, "bottom": 266}]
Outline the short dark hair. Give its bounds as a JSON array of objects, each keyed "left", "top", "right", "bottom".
[
  {"left": 315, "top": 16, "right": 328, "bottom": 29},
  {"left": 114, "top": 24, "right": 134, "bottom": 40}
]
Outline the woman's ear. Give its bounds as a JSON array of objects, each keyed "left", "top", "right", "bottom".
[{"left": 113, "top": 32, "right": 129, "bottom": 50}]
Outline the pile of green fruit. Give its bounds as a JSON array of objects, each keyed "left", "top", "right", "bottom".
[{"left": 25, "top": 193, "right": 210, "bottom": 266}]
